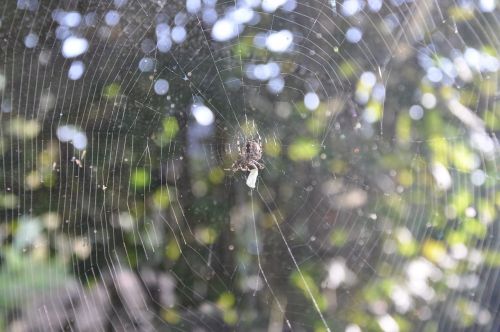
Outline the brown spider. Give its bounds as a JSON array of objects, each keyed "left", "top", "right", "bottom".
[{"left": 228, "top": 137, "right": 265, "bottom": 172}]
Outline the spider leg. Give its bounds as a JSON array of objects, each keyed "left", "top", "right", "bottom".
[
  {"left": 249, "top": 161, "right": 261, "bottom": 170},
  {"left": 236, "top": 137, "right": 241, "bottom": 155},
  {"left": 227, "top": 159, "right": 239, "bottom": 172},
  {"left": 256, "top": 161, "right": 265, "bottom": 169},
  {"left": 250, "top": 160, "right": 264, "bottom": 169}
]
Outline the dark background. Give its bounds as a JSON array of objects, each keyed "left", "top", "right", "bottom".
[{"left": 0, "top": 0, "right": 499, "bottom": 331}]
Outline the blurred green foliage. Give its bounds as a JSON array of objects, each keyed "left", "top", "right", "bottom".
[{"left": 0, "top": 1, "right": 499, "bottom": 331}]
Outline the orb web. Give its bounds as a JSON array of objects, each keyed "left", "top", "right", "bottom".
[{"left": 0, "top": 0, "right": 499, "bottom": 331}]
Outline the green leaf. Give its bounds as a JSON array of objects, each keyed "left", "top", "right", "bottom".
[
  {"left": 0, "top": 249, "right": 70, "bottom": 310},
  {"left": 152, "top": 186, "right": 170, "bottom": 209},
  {"left": 103, "top": 83, "right": 121, "bottom": 98},
  {"left": 290, "top": 271, "right": 327, "bottom": 311},
  {"left": 155, "top": 116, "right": 180, "bottom": 146},
  {"left": 131, "top": 168, "right": 151, "bottom": 189},
  {"left": 288, "top": 138, "right": 320, "bottom": 161},
  {"left": 0, "top": 193, "right": 18, "bottom": 209}
]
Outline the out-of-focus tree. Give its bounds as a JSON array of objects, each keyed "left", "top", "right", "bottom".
[{"left": 0, "top": 0, "right": 499, "bottom": 331}]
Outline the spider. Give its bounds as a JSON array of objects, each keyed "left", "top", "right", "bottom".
[{"left": 227, "top": 137, "right": 265, "bottom": 172}]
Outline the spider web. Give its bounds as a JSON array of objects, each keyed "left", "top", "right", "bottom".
[{"left": 0, "top": 0, "right": 499, "bottom": 331}]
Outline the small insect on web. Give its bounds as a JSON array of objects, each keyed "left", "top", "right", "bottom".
[{"left": 245, "top": 168, "right": 259, "bottom": 188}]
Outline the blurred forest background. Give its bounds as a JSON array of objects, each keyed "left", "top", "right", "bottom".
[{"left": 0, "top": 0, "right": 499, "bottom": 331}]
